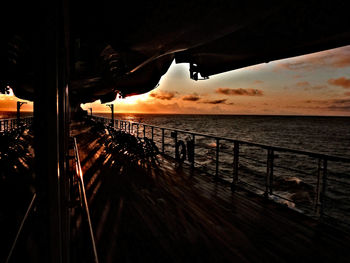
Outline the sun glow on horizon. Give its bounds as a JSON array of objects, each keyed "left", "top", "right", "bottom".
[{"left": 117, "top": 93, "right": 151, "bottom": 105}]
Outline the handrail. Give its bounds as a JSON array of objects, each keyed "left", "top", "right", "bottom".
[
  {"left": 91, "top": 115, "right": 350, "bottom": 163},
  {"left": 73, "top": 137, "right": 99, "bottom": 263},
  {"left": 0, "top": 116, "right": 34, "bottom": 132},
  {"left": 5, "top": 193, "right": 36, "bottom": 263}
]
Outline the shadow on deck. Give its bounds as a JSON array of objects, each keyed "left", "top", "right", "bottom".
[{"left": 71, "top": 120, "right": 350, "bottom": 263}]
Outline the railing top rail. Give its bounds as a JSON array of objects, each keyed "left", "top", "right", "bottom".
[
  {"left": 73, "top": 137, "right": 99, "bottom": 263},
  {"left": 5, "top": 193, "right": 36, "bottom": 263},
  {"left": 91, "top": 115, "right": 350, "bottom": 163},
  {"left": 0, "top": 116, "right": 33, "bottom": 121}
]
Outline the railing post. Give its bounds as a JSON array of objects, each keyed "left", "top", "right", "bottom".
[
  {"left": 151, "top": 126, "right": 154, "bottom": 141},
  {"left": 265, "top": 148, "right": 274, "bottom": 197},
  {"left": 232, "top": 141, "right": 239, "bottom": 191},
  {"left": 191, "top": 134, "right": 195, "bottom": 169},
  {"left": 320, "top": 158, "right": 328, "bottom": 217},
  {"left": 161, "top": 128, "right": 165, "bottom": 153},
  {"left": 170, "top": 130, "right": 178, "bottom": 159},
  {"left": 215, "top": 138, "right": 220, "bottom": 179},
  {"left": 143, "top": 125, "right": 146, "bottom": 138},
  {"left": 129, "top": 122, "right": 131, "bottom": 134},
  {"left": 314, "top": 158, "right": 322, "bottom": 215},
  {"left": 137, "top": 124, "right": 139, "bottom": 138}
]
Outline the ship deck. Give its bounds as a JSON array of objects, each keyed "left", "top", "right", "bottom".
[{"left": 71, "top": 120, "right": 350, "bottom": 263}]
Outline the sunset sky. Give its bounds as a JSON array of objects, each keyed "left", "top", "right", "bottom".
[{"left": 1, "top": 45, "right": 350, "bottom": 116}]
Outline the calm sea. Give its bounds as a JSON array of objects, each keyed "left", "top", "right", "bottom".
[{"left": 96, "top": 113, "right": 350, "bottom": 158}]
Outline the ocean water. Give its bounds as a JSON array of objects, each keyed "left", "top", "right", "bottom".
[
  {"left": 98, "top": 113, "right": 350, "bottom": 158},
  {"left": 0, "top": 111, "right": 33, "bottom": 120}
]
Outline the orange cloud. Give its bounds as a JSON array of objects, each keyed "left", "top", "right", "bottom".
[
  {"left": 327, "top": 77, "right": 350, "bottom": 89},
  {"left": 216, "top": 88, "right": 264, "bottom": 96},
  {"left": 149, "top": 90, "right": 176, "bottom": 100},
  {"left": 182, "top": 94, "right": 200, "bottom": 101},
  {"left": 201, "top": 99, "right": 227, "bottom": 104}
]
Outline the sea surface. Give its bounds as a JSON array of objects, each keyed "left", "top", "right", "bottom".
[
  {"left": 0, "top": 111, "right": 33, "bottom": 120},
  {"left": 97, "top": 113, "right": 350, "bottom": 158}
]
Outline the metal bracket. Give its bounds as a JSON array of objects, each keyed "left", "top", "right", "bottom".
[{"left": 189, "top": 63, "right": 209, "bottom": 81}]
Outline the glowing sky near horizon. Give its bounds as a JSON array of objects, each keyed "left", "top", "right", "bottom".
[{"left": 1, "top": 45, "right": 350, "bottom": 115}]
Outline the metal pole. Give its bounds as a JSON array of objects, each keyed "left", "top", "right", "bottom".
[
  {"left": 151, "top": 127, "right": 154, "bottom": 141},
  {"left": 269, "top": 149, "right": 274, "bottom": 195},
  {"left": 265, "top": 148, "right": 271, "bottom": 197},
  {"left": 33, "top": 1, "right": 67, "bottom": 259},
  {"left": 17, "top": 101, "right": 27, "bottom": 127},
  {"left": 143, "top": 125, "right": 146, "bottom": 138},
  {"left": 232, "top": 141, "right": 239, "bottom": 190},
  {"left": 191, "top": 134, "right": 195, "bottom": 169},
  {"left": 314, "top": 158, "right": 322, "bottom": 215},
  {"left": 106, "top": 104, "right": 114, "bottom": 126},
  {"left": 320, "top": 158, "right": 328, "bottom": 217},
  {"left": 265, "top": 148, "right": 274, "bottom": 197},
  {"left": 161, "top": 128, "right": 165, "bottom": 153},
  {"left": 215, "top": 138, "right": 220, "bottom": 179}
]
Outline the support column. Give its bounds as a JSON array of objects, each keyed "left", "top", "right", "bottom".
[{"left": 33, "top": 0, "right": 69, "bottom": 262}]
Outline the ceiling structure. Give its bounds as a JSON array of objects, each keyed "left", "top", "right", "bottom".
[{"left": 1, "top": 0, "right": 350, "bottom": 105}]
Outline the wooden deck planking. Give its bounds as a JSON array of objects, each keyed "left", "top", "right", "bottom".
[{"left": 72, "top": 121, "right": 350, "bottom": 263}]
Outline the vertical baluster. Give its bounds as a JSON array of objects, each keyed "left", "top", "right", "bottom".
[
  {"left": 191, "top": 134, "right": 195, "bottom": 169},
  {"left": 265, "top": 148, "right": 274, "bottom": 197},
  {"left": 174, "top": 131, "right": 178, "bottom": 159},
  {"left": 314, "top": 158, "right": 322, "bottom": 215},
  {"left": 161, "top": 128, "right": 165, "bottom": 153},
  {"left": 143, "top": 125, "right": 146, "bottom": 138},
  {"left": 232, "top": 141, "right": 239, "bottom": 191},
  {"left": 320, "top": 158, "right": 328, "bottom": 217},
  {"left": 269, "top": 149, "right": 274, "bottom": 195},
  {"left": 215, "top": 138, "right": 220, "bottom": 179},
  {"left": 137, "top": 124, "right": 139, "bottom": 138},
  {"left": 151, "top": 127, "right": 154, "bottom": 141}
]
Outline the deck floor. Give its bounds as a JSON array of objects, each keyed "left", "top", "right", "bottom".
[{"left": 72, "top": 120, "right": 350, "bottom": 263}]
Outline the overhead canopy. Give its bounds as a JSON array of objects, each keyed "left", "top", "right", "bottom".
[{"left": 1, "top": 0, "right": 350, "bottom": 104}]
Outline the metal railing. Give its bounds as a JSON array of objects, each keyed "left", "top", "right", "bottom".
[
  {"left": 73, "top": 137, "right": 99, "bottom": 263},
  {"left": 0, "top": 117, "right": 33, "bottom": 132},
  {"left": 5, "top": 193, "right": 37, "bottom": 263},
  {"left": 90, "top": 115, "right": 350, "bottom": 226}
]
